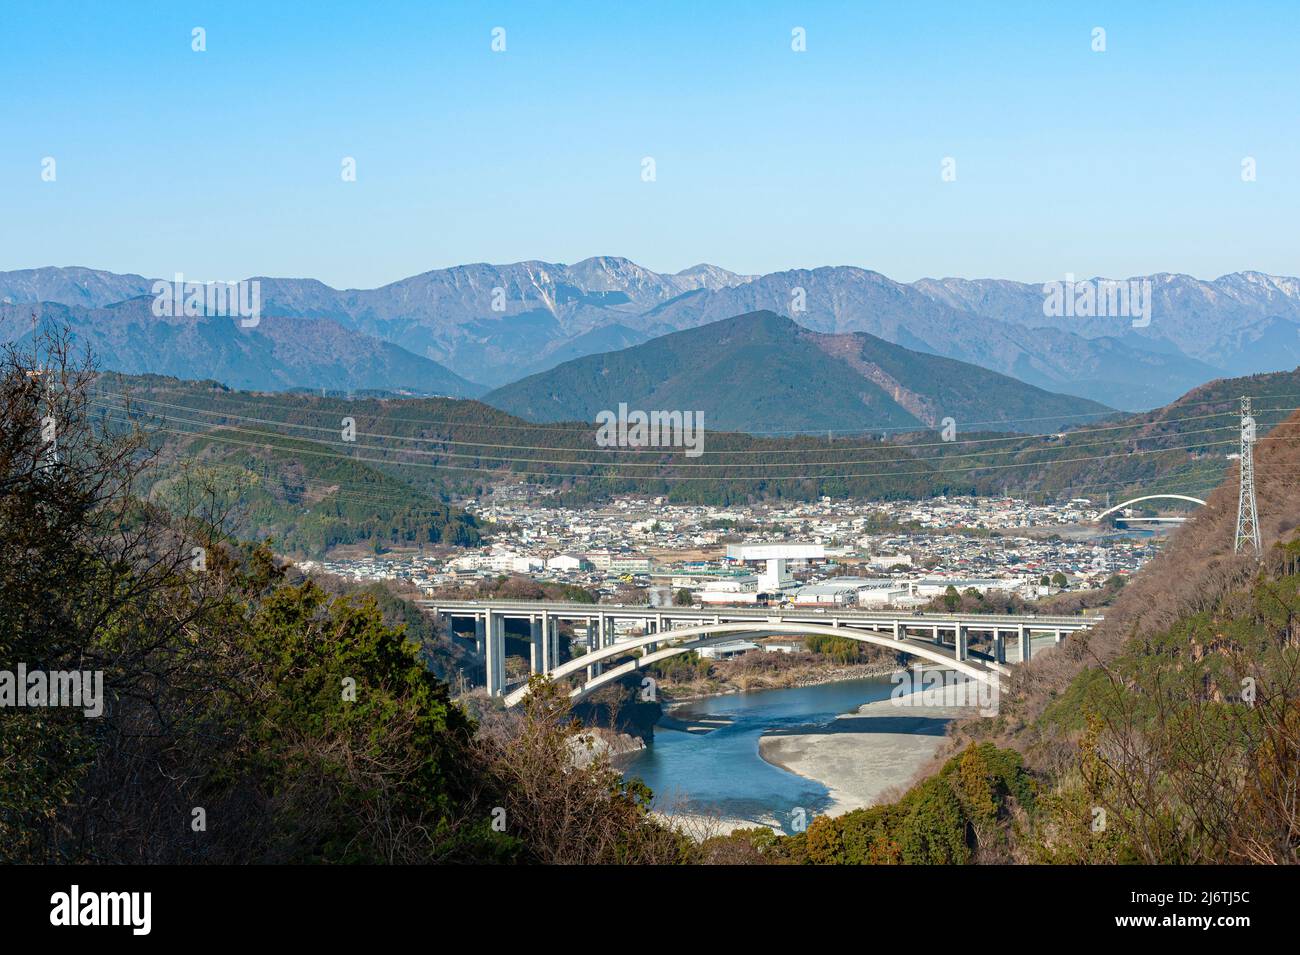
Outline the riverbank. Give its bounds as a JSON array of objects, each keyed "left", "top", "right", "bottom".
[
  {"left": 571, "top": 727, "right": 646, "bottom": 768},
  {"left": 622, "top": 674, "right": 923, "bottom": 838},
  {"left": 658, "top": 656, "right": 901, "bottom": 704},
  {"left": 757, "top": 681, "right": 980, "bottom": 817}
]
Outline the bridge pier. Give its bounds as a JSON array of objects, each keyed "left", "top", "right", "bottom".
[
  {"left": 893, "top": 620, "right": 902, "bottom": 640},
  {"left": 993, "top": 632, "right": 1006, "bottom": 665},
  {"left": 1018, "top": 625, "right": 1031, "bottom": 663},
  {"left": 955, "top": 625, "right": 968, "bottom": 662},
  {"left": 485, "top": 610, "right": 505, "bottom": 697},
  {"left": 1054, "top": 628, "right": 1063, "bottom": 644},
  {"left": 540, "top": 613, "right": 554, "bottom": 674},
  {"left": 474, "top": 616, "right": 485, "bottom": 657},
  {"left": 529, "top": 615, "right": 543, "bottom": 674},
  {"left": 586, "top": 614, "right": 604, "bottom": 682}
]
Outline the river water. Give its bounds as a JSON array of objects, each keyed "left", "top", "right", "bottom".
[{"left": 619, "top": 675, "right": 900, "bottom": 832}]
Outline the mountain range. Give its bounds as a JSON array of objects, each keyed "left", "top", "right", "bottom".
[
  {"left": 484, "top": 311, "right": 1113, "bottom": 434},
  {"left": 0, "top": 298, "right": 483, "bottom": 398},
  {"left": 4, "top": 258, "right": 1300, "bottom": 413}
]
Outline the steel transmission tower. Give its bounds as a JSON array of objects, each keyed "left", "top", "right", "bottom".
[{"left": 1234, "top": 396, "right": 1261, "bottom": 557}]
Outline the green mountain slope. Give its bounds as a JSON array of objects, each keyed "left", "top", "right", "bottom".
[
  {"left": 482, "top": 311, "right": 1113, "bottom": 435},
  {"left": 92, "top": 365, "right": 1300, "bottom": 556},
  {"left": 145, "top": 427, "right": 482, "bottom": 557}
]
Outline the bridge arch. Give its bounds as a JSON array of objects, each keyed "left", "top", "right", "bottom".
[
  {"left": 1095, "top": 494, "right": 1206, "bottom": 522},
  {"left": 504, "top": 620, "right": 1006, "bottom": 707}
]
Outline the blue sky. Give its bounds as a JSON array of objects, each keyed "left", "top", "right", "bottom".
[{"left": 1, "top": 1, "right": 1296, "bottom": 287}]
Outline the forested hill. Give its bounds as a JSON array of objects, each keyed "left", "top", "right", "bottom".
[
  {"left": 92, "top": 367, "right": 1300, "bottom": 555},
  {"left": 940, "top": 405, "right": 1300, "bottom": 861},
  {"left": 483, "top": 311, "right": 1112, "bottom": 435},
  {"left": 989, "top": 399, "right": 1300, "bottom": 736}
]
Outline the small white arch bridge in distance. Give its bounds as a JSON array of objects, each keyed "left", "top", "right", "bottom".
[{"left": 1094, "top": 494, "right": 1206, "bottom": 523}]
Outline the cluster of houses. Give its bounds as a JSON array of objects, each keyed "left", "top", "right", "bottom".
[{"left": 300, "top": 492, "right": 1161, "bottom": 607}]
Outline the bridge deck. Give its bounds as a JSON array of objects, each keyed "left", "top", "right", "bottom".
[
  {"left": 420, "top": 599, "right": 1099, "bottom": 701},
  {"left": 418, "top": 598, "right": 1098, "bottom": 629}
]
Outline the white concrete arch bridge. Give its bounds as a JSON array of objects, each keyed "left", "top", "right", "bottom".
[
  {"left": 1095, "top": 494, "right": 1206, "bottom": 523},
  {"left": 417, "top": 600, "right": 1102, "bottom": 705}
]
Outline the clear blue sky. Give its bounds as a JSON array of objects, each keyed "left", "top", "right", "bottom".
[{"left": 1, "top": 1, "right": 1296, "bottom": 288}]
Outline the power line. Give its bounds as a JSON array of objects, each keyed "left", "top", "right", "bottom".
[
  {"left": 137, "top": 420, "right": 1300, "bottom": 517},
  {"left": 91, "top": 380, "right": 1299, "bottom": 440},
  {"left": 96, "top": 410, "right": 1253, "bottom": 482},
  {"left": 93, "top": 399, "right": 1237, "bottom": 469},
  {"left": 90, "top": 394, "right": 1256, "bottom": 469},
  {"left": 96, "top": 406, "right": 1239, "bottom": 475},
  {"left": 95, "top": 386, "right": 1280, "bottom": 455}
]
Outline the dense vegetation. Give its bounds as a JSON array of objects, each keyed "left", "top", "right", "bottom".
[
  {"left": 90, "top": 367, "right": 1300, "bottom": 554},
  {"left": 0, "top": 333, "right": 685, "bottom": 864},
  {"left": 702, "top": 743, "right": 1032, "bottom": 864},
  {"left": 153, "top": 433, "right": 482, "bottom": 555},
  {"left": 923, "top": 577, "right": 1124, "bottom": 616},
  {"left": 95, "top": 376, "right": 482, "bottom": 556},
  {"left": 641, "top": 640, "right": 903, "bottom": 699}
]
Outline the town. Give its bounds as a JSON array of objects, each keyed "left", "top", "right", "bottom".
[{"left": 298, "top": 491, "right": 1164, "bottom": 610}]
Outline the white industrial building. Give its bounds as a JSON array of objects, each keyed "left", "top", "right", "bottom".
[
  {"left": 546, "top": 553, "right": 589, "bottom": 572},
  {"left": 912, "top": 576, "right": 1035, "bottom": 598},
  {"left": 697, "top": 640, "right": 761, "bottom": 660},
  {"left": 608, "top": 556, "right": 652, "bottom": 575},
  {"left": 725, "top": 542, "right": 825, "bottom": 592},
  {"left": 698, "top": 574, "right": 762, "bottom": 604},
  {"left": 791, "top": 581, "right": 862, "bottom": 606},
  {"left": 762, "top": 639, "right": 805, "bottom": 654}
]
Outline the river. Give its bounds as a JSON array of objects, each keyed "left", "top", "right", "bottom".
[{"left": 619, "top": 674, "right": 904, "bottom": 833}]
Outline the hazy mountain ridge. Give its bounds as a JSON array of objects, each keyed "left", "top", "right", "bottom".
[
  {"left": 3, "top": 260, "right": 1296, "bottom": 402},
  {"left": 0, "top": 298, "right": 484, "bottom": 397},
  {"left": 912, "top": 271, "right": 1300, "bottom": 376},
  {"left": 0, "top": 266, "right": 155, "bottom": 309}
]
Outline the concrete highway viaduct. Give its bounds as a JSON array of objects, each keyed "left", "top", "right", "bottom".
[{"left": 417, "top": 600, "right": 1102, "bottom": 705}]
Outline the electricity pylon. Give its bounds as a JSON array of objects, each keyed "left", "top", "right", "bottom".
[{"left": 1234, "top": 396, "right": 1261, "bottom": 557}]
